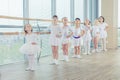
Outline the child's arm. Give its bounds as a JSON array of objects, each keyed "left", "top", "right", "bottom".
[{"left": 105, "top": 23, "right": 109, "bottom": 31}]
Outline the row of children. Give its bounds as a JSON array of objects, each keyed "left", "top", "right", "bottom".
[
  {"left": 49, "top": 15, "right": 108, "bottom": 65},
  {"left": 19, "top": 15, "right": 108, "bottom": 71}
]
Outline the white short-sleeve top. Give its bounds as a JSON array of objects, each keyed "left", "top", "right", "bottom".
[
  {"left": 99, "top": 22, "right": 108, "bottom": 32},
  {"left": 62, "top": 26, "right": 72, "bottom": 39},
  {"left": 73, "top": 27, "right": 83, "bottom": 37},
  {"left": 49, "top": 24, "right": 62, "bottom": 37},
  {"left": 25, "top": 33, "right": 39, "bottom": 44},
  {"left": 92, "top": 25, "right": 100, "bottom": 37}
]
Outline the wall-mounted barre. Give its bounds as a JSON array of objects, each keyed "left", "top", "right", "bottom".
[
  {"left": 0, "top": 32, "right": 50, "bottom": 35},
  {"left": 0, "top": 15, "right": 74, "bottom": 23},
  {"left": 0, "top": 15, "right": 84, "bottom": 35}
]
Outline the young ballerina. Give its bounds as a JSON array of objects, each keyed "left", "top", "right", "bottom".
[
  {"left": 99, "top": 16, "right": 108, "bottom": 51},
  {"left": 92, "top": 19, "right": 100, "bottom": 53},
  {"left": 83, "top": 19, "right": 92, "bottom": 55},
  {"left": 72, "top": 18, "right": 84, "bottom": 58},
  {"left": 20, "top": 24, "right": 40, "bottom": 71},
  {"left": 49, "top": 15, "right": 62, "bottom": 65},
  {"left": 61, "top": 17, "right": 73, "bottom": 62}
]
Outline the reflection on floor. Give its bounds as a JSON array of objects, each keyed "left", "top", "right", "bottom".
[{"left": 0, "top": 49, "right": 120, "bottom": 80}]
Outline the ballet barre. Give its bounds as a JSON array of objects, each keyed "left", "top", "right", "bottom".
[
  {"left": 0, "top": 32, "right": 50, "bottom": 35},
  {"left": 0, "top": 15, "right": 86, "bottom": 24}
]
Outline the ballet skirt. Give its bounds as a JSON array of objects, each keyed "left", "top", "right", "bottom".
[{"left": 20, "top": 33, "right": 40, "bottom": 54}]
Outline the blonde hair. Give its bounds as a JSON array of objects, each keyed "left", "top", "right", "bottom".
[
  {"left": 62, "top": 17, "right": 68, "bottom": 22},
  {"left": 84, "top": 19, "right": 91, "bottom": 25},
  {"left": 93, "top": 19, "right": 100, "bottom": 26}
]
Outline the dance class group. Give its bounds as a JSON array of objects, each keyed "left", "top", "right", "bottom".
[{"left": 20, "top": 15, "right": 108, "bottom": 71}]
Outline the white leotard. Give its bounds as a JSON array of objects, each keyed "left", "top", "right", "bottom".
[
  {"left": 72, "top": 27, "right": 83, "bottom": 46},
  {"left": 92, "top": 25, "right": 100, "bottom": 37},
  {"left": 49, "top": 24, "right": 62, "bottom": 46},
  {"left": 20, "top": 33, "right": 40, "bottom": 54},
  {"left": 61, "top": 26, "right": 72, "bottom": 44},
  {"left": 99, "top": 22, "right": 108, "bottom": 38}
]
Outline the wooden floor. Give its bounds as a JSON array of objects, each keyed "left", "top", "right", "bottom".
[{"left": 1, "top": 49, "right": 120, "bottom": 80}]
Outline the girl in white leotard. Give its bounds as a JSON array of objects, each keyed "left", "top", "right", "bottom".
[
  {"left": 20, "top": 24, "right": 40, "bottom": 71},
  {"left": 61, "top": 17, "right": 73, "bottom": 62},
  {"left": 49, "top": 15, "right": 62, "bottom": 65},
  {"left": 92, "top": 19, "right": 100, "bottom": 53},
  {"left": 99, "top": 16, "right": 108, "bottom": 51},
  {"left": 83, "top": 19, "right": 92, "bottom": 55},
  {"left": 72, "top": 18, "right": 84, "bottom": 58}
]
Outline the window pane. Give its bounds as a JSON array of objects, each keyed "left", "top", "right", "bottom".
[
  {"left": 74, "top": 0, "right": 84, "bottom": 21},
  {"left": 0, "top": 0, "right": 23, "bottom": 25},
  {"left": 29, "top": 0, "right": 51, "bottom": 26},
  {"left": 56, "top": 0, "right": 70, "bottom": 20}
]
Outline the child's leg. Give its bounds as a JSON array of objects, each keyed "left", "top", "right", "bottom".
[
  {"left": 88, "top": 40, "right": 91, "bottom": 54},
  {"left": 54, "top": 46, "right": 58, "bottom": 65},
  {"left": 100, "top": 38, "right": 104, "bottom": 50},
  {"left": 96, "top": 36, "right": 100, "bottom": 49},
  {"left": 76, "top": 46, "right": 81, "bottom": 58},
  {"left": 74, "top": 46, "right": 77, "bottom": 55},
  {"left": 54, "top": 46, "right": 59, "bottom": 60},
  {"left": 84, "top": 40, "right": 88, "bottom": 54},
  {"left": 30, "top": 54, "right": 35, "bottom": 69},
  {"left": 94, "top": 37, "right": 97, "bottom": 49},
  {"left": 65, "top": 44, "right": 69, "bottom": 55},
  {"left": 62, "top": 44, "right": 66, "bottom": 55},
  {"left": 51, "top": 46, "right": 57, "bottom": 64},
  {"left": 92, "top": 38, "right": 96, "bottom": 53},
  {"left": 62, "top": 44, "right": 66, "bottom": 60},
  {"left": 52, "top": 46, "right": 56, "bottom": 59},
  {"left": 77, "top": 46, "right": 80, "bottom": 55},
  {"left": 72, "top": 46, "right": 77, "bottom": 58},
  {"left": 27, "top": 54, "right": 35, "bottom": 70},
  {"left": 64, "top": 43, "right": 69, "bottom": 61},
  {"left": 83, "top": 40, "right": 86, "bottom": 53},
  {"left": 103, "top": 38, "right": 107, "bottom": 51},
  {"left": 93, "top": 38, "right": 95, "bottom": 49}
]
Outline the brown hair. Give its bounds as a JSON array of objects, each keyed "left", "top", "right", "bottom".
[
  {"left": 24, "top": 24, "right": 33, "bottom": 34},
  {"left": 52, "top": 15, "right": 58, "bottom": 19}
]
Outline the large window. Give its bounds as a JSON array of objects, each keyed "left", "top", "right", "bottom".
[
  {"left": 0, "top": 0, "right": 23, "bottom": 25},
  {"left": 98, "top": 0, "right": 101, "bottom": 17},
  {"left": 29, "top": 0, "right": 52, "bottom": 57},
  {"left": 74, "top": 0, "right": 84, "bottom": 21},
  {"left": 56, "top": 0, "right": 70, "bottom": 20},
  {"left": 29, "top": 0, "right": 51, "bottom": 26},
  {"left": 118, "top": 0, "right": 120, "bottom": 28}
]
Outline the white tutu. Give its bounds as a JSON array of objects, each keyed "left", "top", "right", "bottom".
[{"left": 20, "top": 43, "right": 41, "bottom": 54}]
